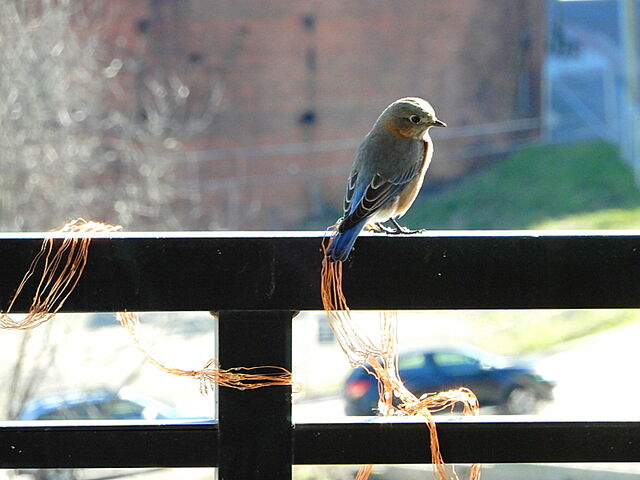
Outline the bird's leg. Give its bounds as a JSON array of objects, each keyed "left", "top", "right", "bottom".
[
  {"left": 387, "top": 217, "right": 425, "bottom": 235},
  {"left": 366, "top": 222, "right": 397, "bottom": 233}
]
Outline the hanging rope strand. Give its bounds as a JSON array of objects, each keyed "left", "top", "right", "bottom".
[{"left": 321, "top": 233, "right": 481, "bottom": 480}]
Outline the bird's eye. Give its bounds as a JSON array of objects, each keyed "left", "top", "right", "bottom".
[{"left": 409, "top": 115, "right": 421, "bottom": 125}]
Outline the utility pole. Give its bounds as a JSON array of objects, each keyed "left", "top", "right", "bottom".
[{"left": 620, "top": 0, "right": 640, "bottom": 179}]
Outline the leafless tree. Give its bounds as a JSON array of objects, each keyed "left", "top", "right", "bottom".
[
  {"left": 0, "top": 0, "right": 252, "bottom": 426},
  {"left": 0, "top": 0, "right": 234, "bottom": 232}
]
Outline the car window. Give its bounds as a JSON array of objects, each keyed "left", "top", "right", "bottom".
[
  {"left": 398, "top": 352, "right": 427, "bottom": 370},
  {"left": 431, "top": 352, "right": 484, "bottom": 378},
  {"left": 38, "top": 403, "right": 94, "bottom": 420},
  {"left": 99, "top": 399, "right": 145, "bottom": 419},
  {"left": 432, "top": 352, "right": 479, "bottom": 368},
  {"left": 36, "top": 399, "right": 145, "bottom": 420}
]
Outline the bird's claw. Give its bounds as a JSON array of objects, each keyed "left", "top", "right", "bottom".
[
  {"left": 367, "top": 223, "right": 397, "bottom": 234},
  {"left": 394, "top": 226, "right": 425, "bottom": 235},
  {"left": 382, "top": 226, "right": 425, "bottom": 235},
  {"left": 367, "top": 220, "right": 425, "bottom": 235},
  {"left": 385, "top": 218, "right": 425, "bottom": 235}
]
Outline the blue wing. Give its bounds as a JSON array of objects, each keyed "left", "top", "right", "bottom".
[
  {"left": 327, "top": 161, "right": 422, "bottom": 261},
  {"left": 338, "top": 161, "right": 422, "bottom": 233}
]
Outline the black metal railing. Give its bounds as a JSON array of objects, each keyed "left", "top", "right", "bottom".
[{"left": 1, "top": 231, "right": 640, "bottom": 479}]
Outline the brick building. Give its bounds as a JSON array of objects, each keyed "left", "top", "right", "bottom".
[{"left": 102, "top": 0, "right": 545, "bottom": 229}]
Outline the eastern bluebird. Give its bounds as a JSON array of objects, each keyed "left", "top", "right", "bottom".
[{"left": 327, "top": 97, "right": 446, "bottom": 262}]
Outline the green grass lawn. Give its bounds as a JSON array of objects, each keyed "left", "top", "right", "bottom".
[
  {"left": 404, "top": 141, "right": 640, "bottom": 230},
  {"left": 467, "top": 309, "right": 640, "bottom": 356},
  {"left": 534, "top": 206, "right": 640, "bottom": 229}
]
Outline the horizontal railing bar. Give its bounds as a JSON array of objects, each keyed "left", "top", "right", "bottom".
[
  {"left": 2, "top": 232, "right": 640, "bottom": 311},
  {"left": 1, "top": 418, "right": 639, "bottom": 467},
  {"left": 3, "top": 229, "right": 640, "bottom": 239},
  {"left": 0, "top": 421, "right": 217, "bottom": 468},
  {"left": 295, "top": 416, "right": 640, "bottom": 464}
]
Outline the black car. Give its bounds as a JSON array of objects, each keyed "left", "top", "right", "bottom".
[{"left": 344, "top": 346, "right": 555, "bottom": 415}]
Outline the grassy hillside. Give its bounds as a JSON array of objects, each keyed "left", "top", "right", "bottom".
[
  {"left": 404, "top": 141, "right": 640, "bottom": 230},
  {"left": 534, "top": 207, "right": 640, "bottom": 229}
]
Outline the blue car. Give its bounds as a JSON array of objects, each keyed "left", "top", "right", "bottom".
[
  {"left": 17, "top": 390, "right": 190, "bottom": 480},
  {"left": 344, "top": 346, "right": 555, "bottom": 415},
  {"left": 19, "top": 389, "right": 181, "bottom": 421}
]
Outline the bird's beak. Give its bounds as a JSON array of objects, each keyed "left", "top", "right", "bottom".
[{"left": 432, "top": 119, "right": 447, "bottom": 128}]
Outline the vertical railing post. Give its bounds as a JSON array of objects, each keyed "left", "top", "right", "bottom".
[{"left": 217, "top": 310, "right": 293, "bottom": 480}]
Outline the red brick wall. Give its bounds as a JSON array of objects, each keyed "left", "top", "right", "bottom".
[{"left": 101, "top": 0, "right": 545, "bottom": 228}]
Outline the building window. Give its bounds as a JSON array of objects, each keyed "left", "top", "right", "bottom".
[{"left": 317, "top": 316, "right": 334, "bottom": 344}]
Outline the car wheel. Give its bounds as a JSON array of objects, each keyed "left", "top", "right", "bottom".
[{"left": 503, "top": 386, "right": 538, "bottom": 415}]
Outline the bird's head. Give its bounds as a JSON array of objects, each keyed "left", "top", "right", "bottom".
[{"left": 378, "top": 97, "right": 446, "bottom": 140}]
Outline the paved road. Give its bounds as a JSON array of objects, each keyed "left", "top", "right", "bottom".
[{"left": 538, "top": 321, "right": 640, "bottom": 419}]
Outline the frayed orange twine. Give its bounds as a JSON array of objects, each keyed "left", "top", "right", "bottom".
[
  {"left": 1, "top": 219, "right": 123, "bottom": 330},
  {"left": 321, "top": 234, "right": 482, "bottom": 480},
  {"left": 117, "top": 311, "right": 294, "bottom": 393},
  {"left": 1, "top": 218, "right": 294, "bottom": 393}
]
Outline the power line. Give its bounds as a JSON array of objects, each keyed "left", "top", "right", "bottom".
[
  {"left": 172, "top": 117, "right": 541, "bottom": 164},
  {"left": 169, "top": 136, "right": 543, "bottom": 194}
]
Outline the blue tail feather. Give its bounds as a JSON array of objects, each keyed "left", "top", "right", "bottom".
[{"left": 327, "top": 222, "right": 366, "bottom": 262}]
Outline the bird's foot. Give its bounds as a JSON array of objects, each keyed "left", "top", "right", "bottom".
[
  {"left": 384, "top": 218, "right": 425, "bottom": 235},
  {"left": 383, "top": 226, "right": 425, "bottom": 235},
  {"left": 393, "top": 225, "right": 425, "bottom": 235},
  {"left": 366, "top": 222, "right": 397, "bottom": 234}
]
